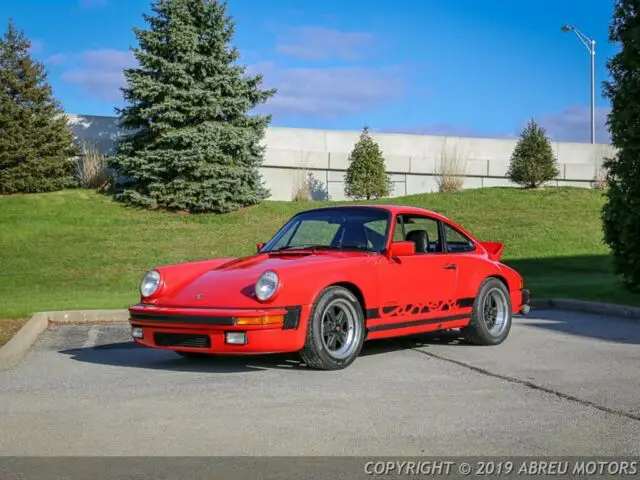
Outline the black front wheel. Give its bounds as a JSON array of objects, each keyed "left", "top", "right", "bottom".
[
  {"left": 462, "top": 277, "right": 513, "bottom": 346},
  {"left": 299, "top": 286, "right": 366, "bottom": 370}
]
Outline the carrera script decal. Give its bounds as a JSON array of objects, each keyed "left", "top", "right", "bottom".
[{"left": 380, "top": 299, "right": 458, "bottom": 318}]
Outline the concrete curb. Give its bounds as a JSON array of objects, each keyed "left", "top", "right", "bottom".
[
  {"left": 0, "top": 313, "right": 49, "bottom": 372},
  {"left": 531, "top": 298, "right": 640, "bottom": 320},
  {"left": 0, "top": 309, "right": 128, "bottom": 371}
]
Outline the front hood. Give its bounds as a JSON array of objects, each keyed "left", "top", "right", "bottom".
[{"left": 155, "top": 251, "right": 373, "bottom": 308}]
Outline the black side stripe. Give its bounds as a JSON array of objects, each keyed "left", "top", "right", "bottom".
[
  {"left": 456, "top": 297, "right": 475, "bottom": 308},
  {"left": 366, "top": 308, "right": 380, "bottom": 319},
  {"left": 367, "top": 313, "right": 470, "bottom": 333}
]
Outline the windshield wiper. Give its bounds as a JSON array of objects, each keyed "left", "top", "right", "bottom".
[
  {"left": 337, "top": 244, "right": 376, "bottom": 252},
  {"left": 270, "top": 244, "right": 329, "bottom": 252},
  {"left": 270, "top": 244, "right": 376, "bottom": 253}
]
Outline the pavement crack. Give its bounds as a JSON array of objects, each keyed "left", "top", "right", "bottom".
[{"left": 401, "top": 343, "right": 640, "bottom": 423}]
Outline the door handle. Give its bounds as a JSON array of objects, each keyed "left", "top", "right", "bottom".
[{"left": 444, "top": 263, "right": 457, "bottom": 270}]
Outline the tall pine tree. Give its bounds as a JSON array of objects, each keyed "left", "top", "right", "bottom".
[
  {"left": 0, "top": 20, "right": 77, "bottom": 194},
  {"left": 110, "top": 0, "right": 276, "bottom": 213},
  {"left": 601, "top": 0, "right": 640, "bottom": 290},
  {"left": 344, "top": 126, "right": 392, "bottom": 200}
]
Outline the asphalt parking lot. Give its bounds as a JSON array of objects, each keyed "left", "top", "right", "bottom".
[{"left": 0, "top": 309, "right": 639, "bottom": 456}]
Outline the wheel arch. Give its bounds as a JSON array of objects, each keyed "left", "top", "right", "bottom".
[
  {"left": 327, "top": 281, "right": 366, "bottom": 314},
  {"left": 486, "top": 274, "right": 510, "bottom": 291}
]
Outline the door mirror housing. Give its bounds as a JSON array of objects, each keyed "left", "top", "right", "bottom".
[
  {"left": 388, "top": 241, "right": 415, "bottom": 257},
  {"left": 256, "top": 242, "right": 265, "bottom": 252}
]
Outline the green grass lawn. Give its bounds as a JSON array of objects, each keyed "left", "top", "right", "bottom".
[{"left": 0, "top": 186, "right": 638, "bottom": 321}]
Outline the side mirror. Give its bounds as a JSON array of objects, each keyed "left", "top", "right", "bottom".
[
  {"left": 256, "top": 242, "right": 265, "bottom": 252},
  {"left": 388, "top": 241, "right": 415, "bottom": 257}
]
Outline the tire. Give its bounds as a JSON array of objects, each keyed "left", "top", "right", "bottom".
[
  {"left": 299, "top": 286, "right": 366, "bottom": 370},
  {"left": 462, "top": 277, "right": 512, "bottom": 346},
  {"left": 175, "top": 351, "right": 213, "bottom": 359}
]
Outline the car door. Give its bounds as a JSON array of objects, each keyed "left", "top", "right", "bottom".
[
  {"left": 376, "top": 213, "right": 459, "bottom": 326},
  {"left": 439, "top": 220, "right": 481, "bottom": 306}
]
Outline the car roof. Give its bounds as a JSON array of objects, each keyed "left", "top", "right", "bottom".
[{"left": 299, "top": 204, "right": 452, "bottom": 223}]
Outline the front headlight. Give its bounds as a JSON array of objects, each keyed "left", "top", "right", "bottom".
[
  {"left": 140, "top": 270, "right": 161, "bottom": 297},
  {"left": 255, "top": 270, "right": 279, "bottom": 301}
]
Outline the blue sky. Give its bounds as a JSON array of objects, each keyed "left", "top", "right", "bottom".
[{"left": 2, "top": 0, "right": 615, "bottom": 142}]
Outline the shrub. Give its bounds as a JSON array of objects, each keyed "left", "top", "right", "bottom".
[
  {"left": 76, "top": 141, "right": 111, "bottom": 189},
  {"left": 507, "top": 119, "right": 559, "bottom": 188},
  {"left": 435, "top": 142, "right": 467, "bottom": 192},
  {"left": 601, "top": 0, "right": 640, "bottom": 290},
  {"left": 292, "top": 165, "right": 311, "bottom": 202},
  {"left": 344, "top": 126, "right": 392, "bottom": 200},
  {"left": 592, "top": 145, "right": 613, "bottom": 190}
]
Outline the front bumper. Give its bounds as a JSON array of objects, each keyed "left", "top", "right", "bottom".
[{"left": 128, "top": 303, "right": 310, "bottom": 354}]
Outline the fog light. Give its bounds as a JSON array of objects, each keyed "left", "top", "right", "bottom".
[
  {"left": 225, "top": 332, "right": 247, "bottom": 345},
  {"left": 131, "top": 326, "right": 144, "bottom": 339}
]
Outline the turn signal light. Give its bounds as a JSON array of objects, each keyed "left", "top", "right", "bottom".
[{"left": 235, "top": 315, "right": 284, "bottom": 326}]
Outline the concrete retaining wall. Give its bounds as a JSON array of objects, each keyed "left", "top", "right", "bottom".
[{"left": 67, "top": 113, "right": 615, "bottom": 201}]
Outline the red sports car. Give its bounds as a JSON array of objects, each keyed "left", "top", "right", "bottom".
[{"left": 129, "top": 205, "right": 530, "bottom": 370}]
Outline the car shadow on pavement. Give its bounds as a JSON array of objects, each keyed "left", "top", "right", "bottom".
[
  {"left": 517, "top": 310, "right": 640, "bottom": 345},
  {"left": 58, "top": 330, "right": 467, "bottom": 373},
  {"left": 59, "top": 342, "right": 306, "bottom": 373}
]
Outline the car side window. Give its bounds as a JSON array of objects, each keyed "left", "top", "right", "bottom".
[
  {"left": 364, "top": 219, "right": 388, "bottom": 251},
  {"left": 392, "top": 218, "right": 405, "bottom": 242},
  {"left": 443, "top": 223, "right": 475, "bottom": 253},
  {"left": 396, "top": 214, "right": 442, "bottom": 253}
]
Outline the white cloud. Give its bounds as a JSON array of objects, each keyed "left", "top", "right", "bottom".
[
  {"left": 60, "top": 49, "right": 136, "bottom": 101},
  {"left": 276, "top": 26, "right": 375, "bottom": 61},
  {"left": 248, "top": 62, "right": 404, "bottom": 118},
  {"left": 56, "top": 47, "right": 404, "bottom": 117},
  {"left": 44, "top": 53, "right": 67, "bottom": 65},
  {"left": 536, "top": 105, "right": 611, "bottom": 143}
]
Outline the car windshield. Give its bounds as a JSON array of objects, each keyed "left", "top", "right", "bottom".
[{"left": 261, "top": 207, "right": 391, "bottom": 253}]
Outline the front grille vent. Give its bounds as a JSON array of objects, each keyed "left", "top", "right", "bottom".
[{"left": 154, "top": 332, "right": 211, "bottom": 348}]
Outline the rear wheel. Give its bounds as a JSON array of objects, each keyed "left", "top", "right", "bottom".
[
  {"left": 299, "top": 286, "right": 365, "bottom": 370},
  {"left": 462, "top": 277, "right": 512, "bottom": 345}
]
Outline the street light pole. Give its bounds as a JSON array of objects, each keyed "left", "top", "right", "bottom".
[
  {"left": 562, "top": 24, "right": 596, "bottom": 144},
  {"left": 590, "top": 37, "right": 595, "bottom": 144}
]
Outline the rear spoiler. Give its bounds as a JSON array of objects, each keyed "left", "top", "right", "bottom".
[{"left": 479, "top": 241, "right": 504, "bottom": 261}]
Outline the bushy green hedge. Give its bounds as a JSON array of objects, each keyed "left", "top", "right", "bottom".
[{"left": 601, "top": 0, "right": 640, "bottom": 291}]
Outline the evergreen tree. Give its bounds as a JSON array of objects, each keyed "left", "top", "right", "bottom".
[
  {"left": 109, "top": 0, "right": 276, "bottom": 213},
  {"left": 344, "top": 126, "right": 392, "bottom": 200},
  {"left": 0, "top": 20, "right": 77, "bottom": 194},
  {"left": 506, "top": 119, "right": 559, "bottom": 188},
  {"left": 601, "top": 0, "right": 640, "bottom": 290}
]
